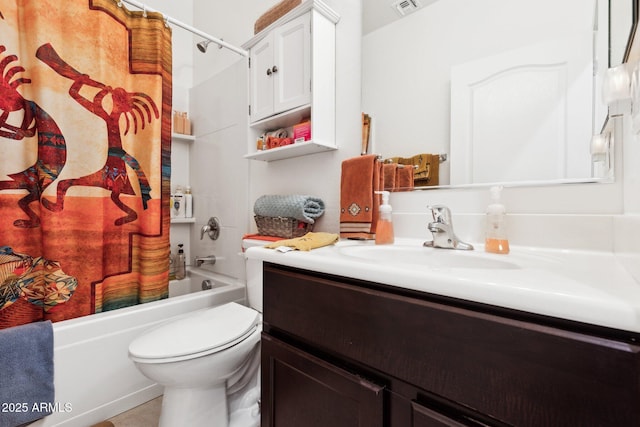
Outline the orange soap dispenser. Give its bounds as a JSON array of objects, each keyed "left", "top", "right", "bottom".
[
  {"left": 375, "top": 191, "right": 395, "bottom": 245},
  {"left": 485, "top": 186, "right": 510, "bottom": 254}
]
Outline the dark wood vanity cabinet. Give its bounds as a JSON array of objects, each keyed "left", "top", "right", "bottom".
[{"left": 261, "top": 263, "right": 640, "bottom": 427}]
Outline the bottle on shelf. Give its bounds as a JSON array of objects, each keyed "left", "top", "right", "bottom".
[
  {"left": 171, "top": 185, "right": 185, "bottom": 218},
  {"left": 184, "top": 186, "right": 193, "bottom": 218}
]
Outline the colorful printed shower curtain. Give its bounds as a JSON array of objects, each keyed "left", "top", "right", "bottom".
[{"left": 0, "top": 0, "right": 172, "bottom": 329}]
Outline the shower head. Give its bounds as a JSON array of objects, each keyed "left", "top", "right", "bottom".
[{"left": 197, "top": 40, "right": 211, "bottom": 53}]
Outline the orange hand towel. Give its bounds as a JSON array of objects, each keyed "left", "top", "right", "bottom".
[
  {"left": 396, "top": 165, "right": 415, "bottom": 191},
  {"left": 382, "top": 163, "right": 397, "bottom": 191},
  {"left": 340, "top": 154, "right": 381, "bottom": 239}
]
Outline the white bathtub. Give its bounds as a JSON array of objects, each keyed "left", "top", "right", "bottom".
[{"left": 30, "top": 268, "right": 246, "bottom": 427}]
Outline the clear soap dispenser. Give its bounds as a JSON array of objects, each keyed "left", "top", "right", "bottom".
[
  {"left": 485, "top": 186, "right": 510, "bottom": 254},
  {"left": 375, "top": 191, "right": 394, "bottom": 245},
  {"left": 175, "top": 244, "right": 186, "bottom": 279}
]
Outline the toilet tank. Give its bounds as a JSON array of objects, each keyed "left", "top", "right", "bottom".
[
  {"left": 243, "top": 240, "right": 265, "bottom": 313},
  {"left": 245, "top": 257, "right": 263, "bottom": 313}
]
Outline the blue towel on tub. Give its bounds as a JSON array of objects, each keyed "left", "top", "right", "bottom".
[
  {"left": 0, "top": 321, "right": 54, "bottom": 427},
  {"left": 254, "top": 195, "right": 325, "bottom": 224}
]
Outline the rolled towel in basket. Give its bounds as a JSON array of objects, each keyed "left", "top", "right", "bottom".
[{"left": 254, "top": 195, "right": 325, "bottom": 224}]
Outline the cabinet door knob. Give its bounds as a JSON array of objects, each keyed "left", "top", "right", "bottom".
[
  {"left": 266, "top": 68, "right": 272, "bottom": 76},
  {"left": 271, "top": 65, "right": 278, "bottom": 73}
]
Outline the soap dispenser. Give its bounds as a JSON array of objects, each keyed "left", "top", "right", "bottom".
[
  {"left": 375, "top": 191, "right": 394, "bottom": 245},
  {"left": 175, "top": 244, "right": 186, "bottom": 279},
  {"left": 485, "top": 186, "right": 510, "bottom": 254}
]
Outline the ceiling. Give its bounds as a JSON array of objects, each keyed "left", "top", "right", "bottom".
[{"left": 362, "top": 0, "right": 439, "bottom": 35}]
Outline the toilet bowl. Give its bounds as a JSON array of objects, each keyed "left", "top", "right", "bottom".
[
  {"left": 129, "top": 302, "right": 262, "bottom": 427},
  {"left": 129, "top": 240, "right": 266, "bottom": 427}
]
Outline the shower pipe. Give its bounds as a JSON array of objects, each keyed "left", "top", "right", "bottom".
[{"left": 117, "top": 0, "right": 249, "bottom": 57}]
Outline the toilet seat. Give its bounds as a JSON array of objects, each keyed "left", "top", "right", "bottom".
[{"left": 129, "top": 302, "right": 260, "bottom": 364}]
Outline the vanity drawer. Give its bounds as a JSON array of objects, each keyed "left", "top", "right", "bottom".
[{"left": 263, "top": 264, "right": 640, "bottom": 427}]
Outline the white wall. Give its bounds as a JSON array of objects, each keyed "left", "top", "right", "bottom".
[
  {"left": 189, "top": 60, "right": 249, "bottom": 280},
  {"left": 192, "top": 0, "right": 283, "bottom": 86}
]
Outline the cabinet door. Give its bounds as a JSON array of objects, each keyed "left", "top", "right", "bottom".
[
  {"left": 272, "top": 13, "right": 311, "bottom": 115},
  {"left": 250, "top": 34, "right": 275, "bottom": 122},
  {"left": 261, "top": 334, "right": 384, "bottom": 427}
]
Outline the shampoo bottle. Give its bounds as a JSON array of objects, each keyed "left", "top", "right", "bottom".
[
  {"left": 485, "top": 186, "right": 510, "bottom": 254},
  {"left": 184, "top": 186, "right": 193, "bottom": 218},
  {"left": 175, "top": 244, "right": 186, "bottom": 280},
  {"left": 172, "top": 185, "right": 185, "bottom": 218},
  {"left": 375, "top": 191, "right": 395, "bottom": 245}
]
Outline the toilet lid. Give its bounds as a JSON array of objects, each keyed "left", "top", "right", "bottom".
[{"left": 129, "top": 302, "right": 260, "bottom": 361}]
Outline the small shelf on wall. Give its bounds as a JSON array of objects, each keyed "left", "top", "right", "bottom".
[
  {"left": 170, "top": 217, "right": 196, "bottom": 224},
  {"left": 171, "top": 133, "right": 195, "bottom": 142},
  {"left": 244, "top": 140, "right": 336, "bottom": 162},
  {"left": 250, "top": 105, "right": 311, "bottom": 130}
]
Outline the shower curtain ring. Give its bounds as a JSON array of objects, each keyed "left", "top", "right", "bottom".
[
  {"left": 117, "top": 0, "right": 123, "bottom": 7},
  {"left": 142, "top": 5, "right": 147, "bottom": 17},
  {"left": 164, "top": 15, "right": 169, "bottom": 28}
]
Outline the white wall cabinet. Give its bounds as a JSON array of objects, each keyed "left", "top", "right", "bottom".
[
  {"left": 244, "top": 0, "right": 339, "bottom": 162},
  {"left": 250, "top": 13, "right": 311, "bottom": 123}
]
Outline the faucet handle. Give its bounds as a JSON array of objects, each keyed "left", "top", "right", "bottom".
[{"left": 428, "top": 205, "right": 451, "bottom": 224}]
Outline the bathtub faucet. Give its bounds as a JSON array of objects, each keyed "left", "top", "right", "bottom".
[{"left": 195, "top": 255, "right": 216, "bottom": 267}]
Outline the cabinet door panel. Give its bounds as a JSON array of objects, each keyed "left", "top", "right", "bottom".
[
  {"left": 273, "top": 13, "right": 311, "bottom": 114},
  {"left": 250, "top": 35, "right": 275, "bottom": 122},
  {"left": 261, "top": 334, "right": 384, "bottom": 427}
]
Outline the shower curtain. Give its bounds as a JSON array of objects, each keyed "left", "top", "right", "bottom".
[{"left": 0, "top": 0, "right": 172, "bottom": 329}]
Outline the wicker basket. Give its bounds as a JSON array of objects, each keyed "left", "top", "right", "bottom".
[
  {"left": 254, "top": 0, "right": 302, "bottom": 34},
  {"left": 255, "top": 215, "right": 313, "bottom": 238}
]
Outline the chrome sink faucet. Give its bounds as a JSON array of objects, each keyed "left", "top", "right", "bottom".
[{"left": 423, "top": 205, "right": 474, "bottom": 250}]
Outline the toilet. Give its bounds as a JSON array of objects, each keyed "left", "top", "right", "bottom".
[{"left": 128, "top": 240, "right": 264, "bottom": 427}]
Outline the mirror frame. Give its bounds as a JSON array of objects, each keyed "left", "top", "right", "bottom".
[{"left": 611, "top": 0, "right": 639, "bottom": 66}]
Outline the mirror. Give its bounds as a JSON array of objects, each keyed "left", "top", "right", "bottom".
[
  {"left": 610, "top": 0, "right": 638, "bottom": 67},
  {"left": 362, "top": 0, "right": 636, "bottom": 188}
]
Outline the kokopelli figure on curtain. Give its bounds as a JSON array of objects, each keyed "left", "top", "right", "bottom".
[
  {"left": 0, "top": 45, "right": 68, "bottom": 228},
  {"left": 37, "top": 43, "right": 158, "bottom": 226}
]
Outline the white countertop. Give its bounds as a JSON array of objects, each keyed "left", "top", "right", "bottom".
[{"left": 245, "top": 238, "right": 640, "bottom": 334}]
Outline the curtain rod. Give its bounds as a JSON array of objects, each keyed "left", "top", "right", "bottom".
[{"left": 117, "top": 0, "right": 248, "bottom": 57}]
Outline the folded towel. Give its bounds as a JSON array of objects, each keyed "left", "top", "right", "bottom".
[
  {"left": 264, "top": 232, "right": 339, "bottom": 251},
  {"left": 382, "top": 163, "right": 397, "bottom": 191},
  {"left": 340, "top": 154, "right": 382, "bottom": 239},
  {"left": 0, "top": 320, "right": 54, "bottom": 427},
  {"left": 396, "top": 165, "right": 415, "bottom": 191},
  {"left": 254, "top": 195, "right": 325, "bottom": 224},
  {"left": 389, "top": 154, "right": 440, "bottom": 187}
]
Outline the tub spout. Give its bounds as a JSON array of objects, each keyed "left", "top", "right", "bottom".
[{"left": 195, "top": 255, "right": 216, "bottom": 267}]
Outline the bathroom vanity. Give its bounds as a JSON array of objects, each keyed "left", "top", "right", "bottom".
[{"left": 247, "top": 240, "right": 640, "bottom": 427}]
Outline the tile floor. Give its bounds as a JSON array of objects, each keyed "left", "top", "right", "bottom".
[{"left": 107, "top": 396, "right": 162, "bottom": 427}]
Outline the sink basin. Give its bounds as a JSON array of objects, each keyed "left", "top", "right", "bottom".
[{"left": 338, "top": 244, "right": 520, "bottom": 270}]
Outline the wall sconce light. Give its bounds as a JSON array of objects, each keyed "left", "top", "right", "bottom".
[
  {"left": 590, "top": 132, "right": 612, "bottom": 179},
  {"left": 602, "top": 63, "right": 632, "bottom": 117}
]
